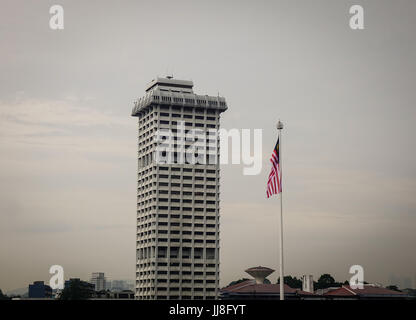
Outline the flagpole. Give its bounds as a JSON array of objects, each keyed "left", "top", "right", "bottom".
[{"left": 277, "top": 120, "right": 284, "bottom": 300}]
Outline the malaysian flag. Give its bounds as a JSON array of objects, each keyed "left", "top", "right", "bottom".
[{"left": 266, "top": 137, "right": 282, "bottom": 198}]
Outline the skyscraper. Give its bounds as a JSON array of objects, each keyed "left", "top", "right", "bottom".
[{"left": 132, "top": 77, "right": 227, "bottom": 300}]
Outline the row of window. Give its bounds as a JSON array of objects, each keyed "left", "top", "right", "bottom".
[
  {"left": 159, "top": 106, "right": 221, "bottom": 113},
  {"left": 159, "top": 120, "right": 218, "bottom": 129},
  {"left": 138, "top": 102, "right": 223, "bottom": 119},
  {"left": 140, "top": 246, "right": 216, "bottom": 256},
  {"left": 137, "top": 184, "right": 217, "bottom": 195},
  {"left": 137, "top": 237, "right": 219, "bottom": 246},
  {"left": 156, "top": 271, "right": 218, "bottom": 276},
  {"left": 137, "top": 270, "right": 218, "bottom": 276},
  {"left": 138, "top": 203, "right": 218, "bottom": 211},
  {"left": 137, "top": 262, "right": 217, "bottom": 268},
  {"left": 138, "top": 239, "right": 218, "bottom": 246},
  {"left": 138, "top": 203, "right": 219, "bottom": 211},
  {"left": 137, "top": 212, "right": 219, "bottom": 221},
  {"left": 159, "top": 191, "right": 217, "bottom": 197},
  {"left": 138, "top": 119, "right": 157, "bottom": 132},
  {"left": 137, "top": 210, "right": 218, "bottom": 219},
  {"left": 139, "top": 138, "right": 220, "bottom": 151},
  {"left": 156, "top": 207, "right": 217, "bottom": 212},
  {"left": 151, "top": 288, "right": 216, "bottom": 294},
  {"left": 139, "top": 201, "right": 218, "bottom": 208},
  {"left": 155, "top": 95, "right": 224, "bottom": 108},
  {"left": 160, "top": 112, "right": 217, "bottom": 121},
  {"left": 138, "top": 180, "right": 218, "bottom": 190},
  {"left": 138, "top": 188, "right": 218, "bottom": 198},
  {"left": 158, "top": 183, "right": 217, "bottom": 189},
  {"left": 158, "top": 175, "right": 217, "bottom": 181},
  {"left": 139, "top": 175, "right": 218, "bottom": 186},
  {"left": 139, "top": 191, "right": 217, "bottom": 198},
  {"left": 138, "top": 230, "right": 217, "bottom": 238},
  {"left": 158, "top": 222, "right": 216, "bottom": 227},
  {"left": 137, "top": 213, "right": 217, "bottom": 221},
  {"left": 138, "top": 138, "right": 220, "bottom": 151},
  {"left": 138, "top": 111, "right": 218, "bottom": 131},
  {"left": 138, "top": 154, "right": 220, "bottom": 168},
  {"left": 138, "top": 127, "right": 156, "bottom": 141},
  {"left": 137, "top": 278, "right": 218, "bottom": 285},
  {"left": 137, "top": 109, "right": 156, "bottom": 126},
  {"left": 151, "top": 296, "right": 216, "bottom": 300},
  {"left": 157, "top": 199, "right": 217, "bottom": 204},
  {"left": 159, "top": 167, "right": 217, "bottom": 174},
  {"left": 138, "top": 107, "right": 218, "bottom": 129}
]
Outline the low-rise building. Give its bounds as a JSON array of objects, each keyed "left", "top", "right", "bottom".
[
  {"left": 92, "top": 290, "right": 134, "bottom": 300},
  {"left": 28, "top": 281, "right": 52, "bottom": 299},
  {"left": 323, "top": 284, "right": 411, "bottom": 300},
  {"left": 220, "top": 266, "right": 320, "bottom": 300},
  {"left": 220, "top": 280, "right": 319, "bottom": 300}
]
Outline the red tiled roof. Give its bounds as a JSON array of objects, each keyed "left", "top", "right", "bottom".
[
  {"left": 324, "top": 285, "right": 407, "bottom": 297},
  {"left": 324, "top": 287, "right": 355, "bottom": 296},
  {"left": 221, "top": 280, "right": 315, "bottom": 295},
  {"left": 220, "top": 280, "right": 256, "bottom": 292}
]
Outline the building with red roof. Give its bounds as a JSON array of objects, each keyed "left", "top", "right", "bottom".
[
  {"left": 323, "top": 285, "right": 410, "bottom": 300},
  {"left": 220, "top": 279, "right": 321, "bottom": 300},
  {"left": 220, "top": 266, "right": 411, "bottom": 300},
  {"left": 220, "top": 266, "right": 321, "bottom": 300}
]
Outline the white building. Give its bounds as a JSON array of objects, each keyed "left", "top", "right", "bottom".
[
  {"left": 90, "top": 272, "right": 106, "bottom": 292},
  {"left": 302, "top": 275, "right": 314, "bottom": 293},
  {"left": 132, "top": 77, "right": 227, "bottom": 300}
]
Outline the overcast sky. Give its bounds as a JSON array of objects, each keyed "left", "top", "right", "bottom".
[{"left": 1, "top": 0, "right": 415, "bottom": 291}]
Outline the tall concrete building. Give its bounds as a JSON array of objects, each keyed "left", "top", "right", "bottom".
[
  {"left": 90, "top": 272, "right": 107, "bottom": 291},
  {"left": 131, "top": 77, "right": 227, "bottom": 300}
]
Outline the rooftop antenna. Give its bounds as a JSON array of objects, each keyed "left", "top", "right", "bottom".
[{"left": 165, "top": 66, "right": 173, "bottom": 79}]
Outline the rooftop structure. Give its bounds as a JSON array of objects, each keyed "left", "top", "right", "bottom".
[{"left": 245, "top": 266, "right": 275, "bottom": 284}]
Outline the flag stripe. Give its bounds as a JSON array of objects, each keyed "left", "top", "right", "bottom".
[{"left": 266, "top": 138, "right": 281, "bottom": 198}]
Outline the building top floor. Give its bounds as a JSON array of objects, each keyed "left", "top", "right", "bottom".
[{"left": 132, "top": 77, "right": 227, "bottom": 117}]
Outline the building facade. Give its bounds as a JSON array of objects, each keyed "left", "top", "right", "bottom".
[
  {"left": 90, "top": 272, "right": 107, "bottom": 291},
  {"left": 132, "top": 77, "right": 227, "bottom": 300},
  {"left": 28, "top": 281, "right": 52, "bottom": 298}
]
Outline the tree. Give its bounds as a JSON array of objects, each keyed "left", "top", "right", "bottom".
[
  {"left": 277, "top": 276, "right": 302, "bottom": 289},
  {"left": 0, "top": 289, "right": 10, "bottom": 300},
  {"left": 314, "top": 274, "right": 341, "bottom": 290},
  {"left": 59, "top": 279, "right": 94, "bottom": 300},
  {"left": 386, "top": 285, "right": 400, "bottom": 292}
]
